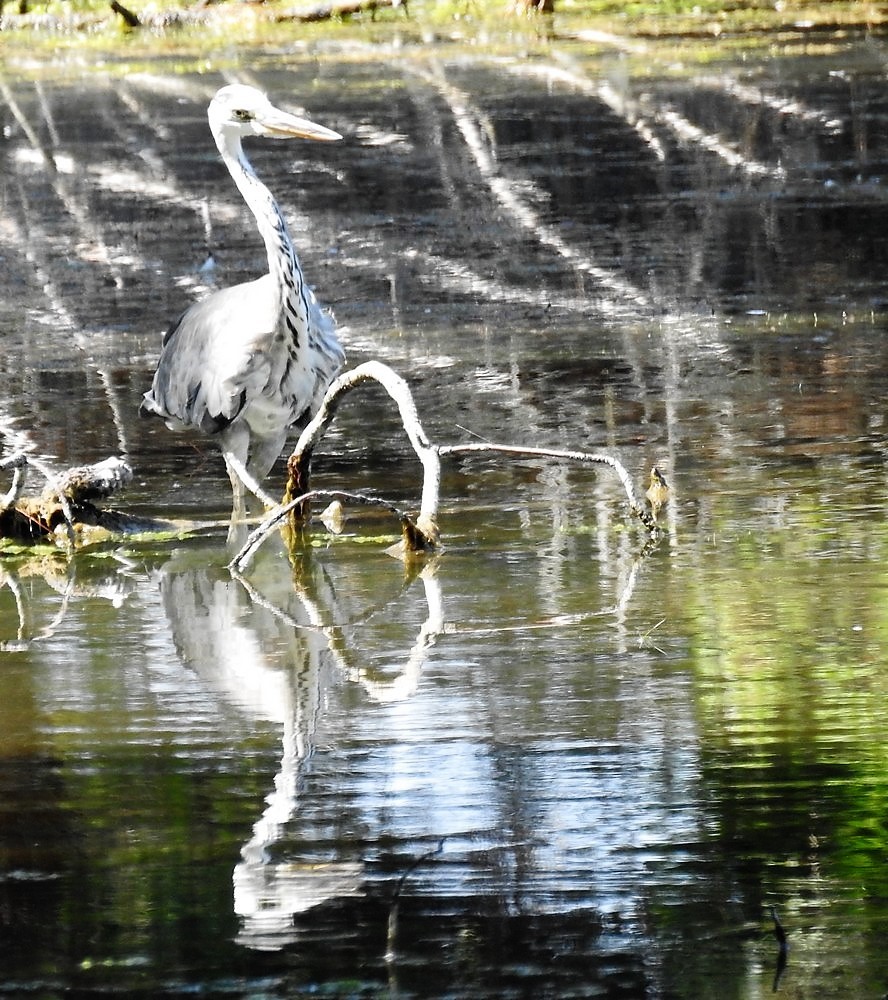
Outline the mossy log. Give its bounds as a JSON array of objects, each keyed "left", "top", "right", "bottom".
[{"left": 0, "top": 455, "right": 168, "bottom": 547}]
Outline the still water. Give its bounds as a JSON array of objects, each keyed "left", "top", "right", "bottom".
[{"left": 2, "top": 22, "right": 888, "bottom": 999}]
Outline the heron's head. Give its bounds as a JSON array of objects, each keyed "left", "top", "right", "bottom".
[{"left": 208, "top": 84, "right": 342, "bottom": 143}]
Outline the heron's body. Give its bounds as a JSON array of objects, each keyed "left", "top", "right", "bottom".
[{"left": 140, "top": 84, "right": 345, "bottom": 508}]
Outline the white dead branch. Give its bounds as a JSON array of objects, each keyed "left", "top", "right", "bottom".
[
  {"left": 230, "top": 361, "right": 662, "bottom": 572},
  {"left": 0, "top": 452, "right": 28, "bottom": 512}
]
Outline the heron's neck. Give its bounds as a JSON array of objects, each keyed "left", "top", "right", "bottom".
[{"left": 222, "top": 137, "right": 308, "bottom": 326}]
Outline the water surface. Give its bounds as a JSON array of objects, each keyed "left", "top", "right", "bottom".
[{"left": 2, "top": 27, "right": 888, "bottom": 999}]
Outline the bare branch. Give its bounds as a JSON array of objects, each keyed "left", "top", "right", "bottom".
[
  {"left": 437, "top": 442, "right": 658, "bottom": 531},
  {"left": 287, "top": 361, "right": 441, "bottom": 545},
  {"left": 226, "top": 361, "right": 662, "bottom": 571},
  {"left": 0, "top": 452, "right": 28, "bottom": 512}
]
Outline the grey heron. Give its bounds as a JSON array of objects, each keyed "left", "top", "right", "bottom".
[{"left": 140, "top": 84, "right": 345, "bottom": 511}]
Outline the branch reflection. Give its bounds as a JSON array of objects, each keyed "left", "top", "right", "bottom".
[
  {"left": 157, "top": 526, "right": 659, "bottom": 952},
  {"left": 0, "top": 556, "right": 137, "bottom": 651}
]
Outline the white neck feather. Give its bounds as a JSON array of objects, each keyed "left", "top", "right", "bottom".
[{"left": 217, "top": 132, "right": 307, "bottom": 312}]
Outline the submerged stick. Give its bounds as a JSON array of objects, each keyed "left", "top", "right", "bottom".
[
  {"left": 385, "top": 837, "right": 445, "bottom": 965},
  {"left": 230, "top": 488, "right": 432, "bottom": 573}
]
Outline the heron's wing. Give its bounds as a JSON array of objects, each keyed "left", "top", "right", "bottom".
[{"left": 143, "top": 275, "right": 279, "bottom": 434}]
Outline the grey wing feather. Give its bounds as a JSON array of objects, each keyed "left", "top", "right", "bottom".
[{"left": 141, "top": 276, "right": 277, "bottom": 434}]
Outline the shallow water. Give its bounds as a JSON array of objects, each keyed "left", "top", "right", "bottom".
[{"left": 2, "top": 25, "right": 888, "bottom": 999}]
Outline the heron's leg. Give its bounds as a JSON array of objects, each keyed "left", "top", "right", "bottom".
[
  {"left": 223, "top": 450, "right": 278, "bottom": 510},
  {"left": 220, "top": 423, "right": 276, "bottom": 514},
  {"left": 224, "top": 459, "right": 248, "bottom": 522},
  {"left": 244, "top": 432, "right": 288, "bottom": 507}
]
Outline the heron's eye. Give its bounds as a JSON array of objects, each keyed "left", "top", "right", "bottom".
[{"left": 233, "top": 109, "right": 253, "bottom": 122}]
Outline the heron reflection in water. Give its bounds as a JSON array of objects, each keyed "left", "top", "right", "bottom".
[
  {"left": 157, "top": 543, "right": 444, "bottom": 949},
  {"left": 140, "top": 84, "right": 345, "bottom": 512}
]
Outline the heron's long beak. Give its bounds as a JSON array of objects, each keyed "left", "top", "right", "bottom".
[{"left": 259, "top": 107, "right": 342, "bottom": 142}]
